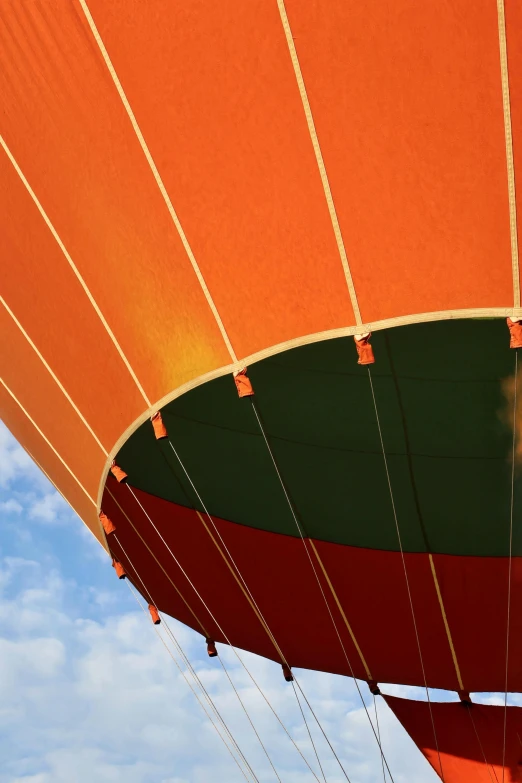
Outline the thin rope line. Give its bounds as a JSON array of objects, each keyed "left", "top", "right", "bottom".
[
  {"left": 107, "top": 487, "right": 210, "bottom": 636},
  {"left": 0, "top": 135, "right": 151, "bottom": 407},
  {"left": 166, "top": 440, "right": 286, "bottom": 662},
  {"left": 496, "top": 0, "right": 520, "bottom": 308},
  {"left": 291, "top": 681, "right": 327, "bottom": 783},
  {"left": 503, "top": 348, "right": 517, "bottom": 783},
  {"left": 373, "top": 695, "right": 387, "bottom": 783},
  {"left": 367, "top": 367, "right": 444, "bottom": 781},
  {"left": 0, "top": 295, "right": 108, "bottom": 455},
  {"left": 467, "top": 707, "right": 498, "bottom": 783},
  {"left": 293, "top": 678, "right": 352, "bottom": 782},
  {"left": 22, "top": 444, "right": 107, "bottom": 549},
  {"left": 161, "top": 620, "right": 257, "bottom": 782},
  {"left": 163, "top": 437, "right": 352, "bottom": 781},
  {"left": 276, "top": 0, "right": 361, "bottom": 325},
  {"left": 249, "top": 399, "right": 395, "bottom": 783},
  {"left": 78, "top": 0, "right": 238, "bottom": 363},
  {"left": 214, "top": 654, "right": 282, "bottom": 783},
  {"left": 123, "top": 579, "right": 254, "bottom": 783},
  {"left": 158, "top": 447, "right": 328, "bottom": 783},
  {"left": 116, "top": 536, "right": 258, "bottom": 783},
  {"left": 122, "top": 555, "right": 257, "bottom": 782},
  {"left": 123, "top": 483, "right": 321, "bottom": 782},
  {"left": 0, "top": 375, "right": 96, "bottom": 506},
  {"left": 308, "top": 539, "right": 372, "bottom": 679}
]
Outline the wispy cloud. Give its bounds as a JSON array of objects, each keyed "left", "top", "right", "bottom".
[
  {"left": 28, "top": 491, "right": 68, "bottom": 525},
  {"left": 0, "top": 498, "right": 23, "bottom": 515},
  {"left": 0, "top": 551, "right": 440, "bottom": 783},
  {"left": 0, "top": 423, "right": 441, "bottom": 782},
  {"left": 0, "top": 423, "right": 38, "bottom": 488}
]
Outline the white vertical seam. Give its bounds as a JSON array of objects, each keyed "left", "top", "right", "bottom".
[
  {"left": 497, "top": 0, "right": 520, "bottom": 308},
  {"left": 0, "top": 134, "right": 152, "bottom": 406},
  {"left": 0, "top": 295, "right": 108, "bottom": 455},
  {"left": 0, "top": 375, "right": 96, "bottom": 505},
  {"left": 276, "top": 0, "right": 362, "bottom": 325},
  {"left": 78, "top": 0, "right": 238, "bottom": 363}
]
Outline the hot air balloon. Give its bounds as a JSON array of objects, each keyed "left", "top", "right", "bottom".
[{"left": 2, "top": 1, "right": 522, "bottom": 780}]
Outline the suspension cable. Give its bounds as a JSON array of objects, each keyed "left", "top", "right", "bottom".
[
  {"left": 293, "top": 677, "right": 352, "bottom": 782},
  {"left": 503, "top": 348, "right": 518, "bottom": 783},
  {"left": 214, "top": 650, "right": 282, "bottom": 782},
  {"left": 161, "top": 438, "right": 350, "bottom": 781},
  {"left": 116, "top": 536, "right": 259, "bottom": 783},
  {"left": 292, "top": 681, "right": 327, "bottom": 783},
  {"left": 248, "top": 398, "right": 395, "bottom": 783},
  {"left": 467, "top": 707, "right": 497, "bottom": 783},
  {"left": 367, "top": 366, "right": 444, "bottom": 781},
  {"left": 123, "top": 577, "right": 254, "bottom": 782},
  {"left": 373, "top": 694, "right": 387, "bottom": 783},
  {"left": 123, "top": 483, "right": 321, "bottom": 782}
]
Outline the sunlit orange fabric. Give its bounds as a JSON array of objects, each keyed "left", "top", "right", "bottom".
[
  {"left": 112, "top": 559, "right": 126, "bottom": 579},
  {"left": 0, "top": 0, "right": 519, "bottom": 548},
  {"left": 234, "top": 369, "right": 254, "bottom": 398},
  {"left": 110, "top": 462, "right": 128, "bottom": 483},
  {"left": 148, "top": 604, "right": 161, "bottom": 625},
  {"left": 99, "top": 512, "right": 116, "bottom": 536},
  {"left": 508, "top": 318, "right": 522, "bottom": 349},
  {"left": 151, "top": 412, "right": 168, "bottom": 440},
  {"left": 354, "top": 334, "right": 375, "bottom": 365},
  {"left": 385, "top": 696, "right": 522, "bottom": 782}
]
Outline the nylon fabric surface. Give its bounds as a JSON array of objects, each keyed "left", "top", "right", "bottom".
[
  {"left": 102, "top": 480, "right": 522, "bottom": 691},
  {"left": 117, "top": 320, "right": 521, "bottom": 557},
  {"left": 385, "top": 695, "right": 522, "bottom": 782},
  {"left": 0, "top": 1, "right": 521, "bottom": 546}
]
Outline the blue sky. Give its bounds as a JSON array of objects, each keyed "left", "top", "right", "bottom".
[{"left": 0, "top": 420, "right": 448, "bottom": 783}]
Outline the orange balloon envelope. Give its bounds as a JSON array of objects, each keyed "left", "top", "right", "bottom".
[{"left": 1, "top": 3, "right": 522, "bottom": 779}]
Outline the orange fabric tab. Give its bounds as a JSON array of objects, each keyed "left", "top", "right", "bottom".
[
  {"left": 354, "top": 334, "right": 375, "bottom": 365},
  {"left": 508, "top": 317, "right": 522, "bottom": 348},
  {"left": 110, "top": 461, "right": 128, "bottom": 483},
  {"left": 282, "top": 663, "right": 294, "bottom": 682},
  {"left": 112, "top": 559, "right": 126, "bottom": 579},
  {"left": 233, "top": 368, "right": 255, "bottom": 397},
  {"left": 148, "top": 604, "right": 161, "bottom": 625},
  {"left": 99, "top": 511, "right": 116, "bottom": 535},
  {"left": 206, "top": 639, "right": 218, "bottom": 657},
  {"left": 151, "top": 411, "right": 168, "bottom": 440}
]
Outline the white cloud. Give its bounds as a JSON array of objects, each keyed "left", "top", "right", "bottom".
[
  {"left": 0, "top": 554, "right": 440, "bottom": 783},
  {"left": 29, "top": 491, "right": 68, "bottom": 525},
  {"left": 0, "top": 423, "right": 38, "bottom": 488},
  {"left": 0, "top": 424, "right": 441, "bottom": 782},
  {"left": 0, "top": 498, "right": 23, "bottom": 515}
]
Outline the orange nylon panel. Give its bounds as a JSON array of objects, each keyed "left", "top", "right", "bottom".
[
  {"left": 84, "top": 0, "right": 356, "bottom": 357},
  {"left": 385, "top": 696, "right": 522, "bottom": 782},
  {"left": 284, "top": 0, "right": 514, "bottom": 321},
  {"left": 0, "top": 308, "right": 104, "bottom": 500},
  {"left": 0, "top": 1, "right": 230, "bottom": 406},
  {"left": 0, "top": 151, "right": 145, "bottom": 453},
  {"left": 0, "top": 385, "right": 102, "bottom": 545}
]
